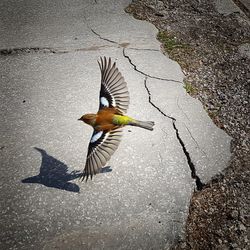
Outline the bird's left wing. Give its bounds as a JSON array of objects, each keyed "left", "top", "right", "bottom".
[
  {"left": 80, "top": 128, "right": 123, "bottom": 181},
  {"left": 98, "top": 57, "right": 129, "bottom": 114}
]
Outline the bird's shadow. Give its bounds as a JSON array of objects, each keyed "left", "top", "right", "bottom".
[
  {"left": 22, "top": 147, "right": 112, "bottom": 192},
  {"left": 22, "top": 147, "right": 82, "bottom": 193}
]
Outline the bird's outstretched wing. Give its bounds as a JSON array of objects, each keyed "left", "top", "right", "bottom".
[
  {"left": 98, "top": 57, "right": 129, "bottom": 114},
  {"left": 80, "top": 128, "right": 123, "bottom": 181}
]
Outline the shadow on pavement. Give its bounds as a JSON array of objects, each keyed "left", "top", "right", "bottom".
[{"left": 22, "top": 147, "right": 82, "bottom": 193}]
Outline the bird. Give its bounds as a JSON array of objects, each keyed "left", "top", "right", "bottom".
[{"left": 78, "top": 56, "right": 154, "bottom": 181}]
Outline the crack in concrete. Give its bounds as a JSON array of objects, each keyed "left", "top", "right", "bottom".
[
  {"left": 176, "top": 96, "right": 190, "bottom": 122},
  {"left": 184, "top": 124, "right": 210, "bottom": 161},
  {"left": 89, "top": 28, "right": 132, "bottom": 49},
  {"left": 176, "top": 97, "right": 209, "bottom": 160},
  {"left": 144, "top": 77, "right": 204, "bottom": 191},
  {"left": 123, "top": 48, "right": 182, "bottom": 83},
  {"left": 90, "top": 28, "right": 118, "bottom": 44}
]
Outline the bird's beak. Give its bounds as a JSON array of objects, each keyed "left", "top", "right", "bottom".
[{"left": 78, "top": 118, "right": 82, "bottom": 121}]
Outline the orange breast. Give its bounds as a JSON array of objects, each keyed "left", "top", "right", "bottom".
[
  {"left": 96, "top": 108, "right": 115, "bottom": 124},
  {"left": 95, "top": 108, "right": 118, "bottom": 131}
]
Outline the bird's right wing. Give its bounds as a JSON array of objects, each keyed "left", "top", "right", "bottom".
[
  {"left": 98, "top": 57, "right": 129, "bottom": 114},
  {"left": 80, "top": 128, "right": 123, "bottom": 181}
]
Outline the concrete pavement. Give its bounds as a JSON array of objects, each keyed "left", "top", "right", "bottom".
[{"left": 0, "top": 0, "right": 231, "bottom": 249}]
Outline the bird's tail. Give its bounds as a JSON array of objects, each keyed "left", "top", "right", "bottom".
[{"left": 130, "top": 120, "right": 155, "bottom": 131}]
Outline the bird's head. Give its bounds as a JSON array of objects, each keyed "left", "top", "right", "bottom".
[{"left": 78, "top": 114, "right": 96, "bottom": 126}]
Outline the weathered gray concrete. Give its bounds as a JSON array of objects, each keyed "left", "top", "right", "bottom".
[
  {"left": 214, "top": 0, "right": 244, "bottom": 15},
  {"left": 0, "top": 0, "right": 231, "bottom": 249},
  {"left": 238, "top": 43, "right": 250, "bottom": 58}
]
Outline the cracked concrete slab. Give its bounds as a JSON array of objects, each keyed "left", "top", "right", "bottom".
[
  {"left": 144, "top": 77, "right": 231, "bottom": 183},
  {"left": 1, "top": 50, "right": 192, "bottom": 249},
  {"left": 0, "top": 0, "right": 231, "bottom": 249}
]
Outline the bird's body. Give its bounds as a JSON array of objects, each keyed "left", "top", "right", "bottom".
[
  {"left": 80, "top": 107, "right": 131, "bottom": 131},
  {"left": 79, "top": 107, "right": 154, "bottom": 132},
  {"left": 79, "top": 57, "right": 154, "bottom": 181}
]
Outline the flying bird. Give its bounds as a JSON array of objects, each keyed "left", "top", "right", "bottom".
[{"left": 78, "top": 57, "right": 154, "bottom": 181}]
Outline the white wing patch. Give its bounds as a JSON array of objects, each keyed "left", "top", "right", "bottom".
[
  {"left": 90, "top": 131, "right": 103, "bottom": 143},
  {"left": 100, "top": 97, "right": 109, "bottom": 107}
]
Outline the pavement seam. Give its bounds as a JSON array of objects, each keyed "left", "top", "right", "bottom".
[
  {"left": 0, "top": 45, "right": 117, "bottom": 56},
  {"left": 0, "top": 47, "right": 59, "bottom": 55},
  {"left": 144, "top": 77, "right": 204, "bottom": 191}
]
